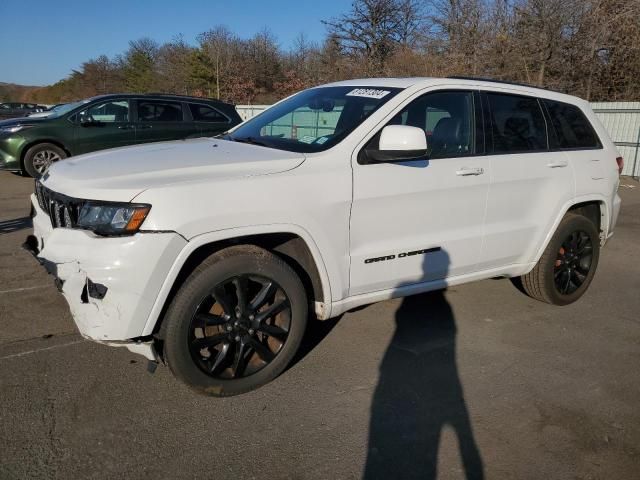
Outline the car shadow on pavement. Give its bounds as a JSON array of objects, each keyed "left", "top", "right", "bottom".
[
  {"left": 364, "top": 251, "right": 484, "bottom": 479},
  {"left": 288, "top": 315, "right": 341, "bottom": 369},
  {"left": 0, "top": 217, "right": 32, "bottom": 235}
]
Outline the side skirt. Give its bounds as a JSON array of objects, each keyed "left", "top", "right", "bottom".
[{"left": 328, "top": 262, "right": 537, "bottom": 318}]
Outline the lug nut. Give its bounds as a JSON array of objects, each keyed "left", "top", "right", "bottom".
[
  {"left": 249, "top": 314, "right": 255, "bottom": 321},
  {"left": 248, "top": 329, "right": 255, "bottom": 335},
  {"left": 235, "top": 335, "right": 241, "bottom": 342},
  {"left": 226, "top": 325, "right": 232, "bottom": 331}
]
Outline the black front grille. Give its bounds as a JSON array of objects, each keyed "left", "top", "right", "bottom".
[{"left": 35, "top": 181, "right": 83, "bottom": 229}]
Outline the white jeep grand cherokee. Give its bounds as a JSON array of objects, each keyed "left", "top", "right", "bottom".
[{"left": 26, "top": 78, "right": 622, "bottom": 396}]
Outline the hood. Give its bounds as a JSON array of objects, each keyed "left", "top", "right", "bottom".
[
  {"left": 26, "top": 111, "right": 54, "bottom": 118},
  {"left": 41, "top": 138, "right": 306, "bottom": 201},
  {"left": 0, "top": 116, "right": 50, "bottom": 127}
]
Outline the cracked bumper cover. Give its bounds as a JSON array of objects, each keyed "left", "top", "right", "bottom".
[{"left": 29, "top": 194, "right": 187, "bottom": 359}]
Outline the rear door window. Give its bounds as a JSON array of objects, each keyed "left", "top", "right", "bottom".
[
  {"left": 543, "top": 100, "right": 601, "bottom": 149},
  {"left": 189, "top": 103, "right": 228, "bottom": 122},
  {"left": 137, "top": 100, "right": 184, "bottom": 122},
  {"left": 486, "top": 93, "right": 547, "bottom": 153}
]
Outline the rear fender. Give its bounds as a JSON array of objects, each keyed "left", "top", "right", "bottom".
[{"left": 532, "top": 194, "right": 609, "bottom": 264}]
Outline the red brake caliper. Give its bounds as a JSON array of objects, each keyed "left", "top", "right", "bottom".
[{"left": 555, "top": 247, "right": 565, "bottom": 267}]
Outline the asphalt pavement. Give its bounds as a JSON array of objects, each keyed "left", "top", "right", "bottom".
[{"left": 1, "top": 171, "right": 639, "bottom": 479}]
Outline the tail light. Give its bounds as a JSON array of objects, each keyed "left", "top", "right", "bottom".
[{"left": 616, "top": 156, "right": 624, "bottom": 175}]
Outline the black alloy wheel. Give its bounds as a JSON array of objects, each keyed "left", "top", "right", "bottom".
[
  {"left": 188, "top": 274, "right": 291, "bottom": 379},
  {"left": 553, "top": 231, "right": 594, "bottom": 295},
  {"left": 163, "top": 245, "right": 308, "bottom": 396},
  {"left": 516, "top": 213, "right": 600, "bottom": 305}
]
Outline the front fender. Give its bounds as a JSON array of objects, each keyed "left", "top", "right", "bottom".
[{"left": 140, "top": 223, "right": 334, "bottom": 336}]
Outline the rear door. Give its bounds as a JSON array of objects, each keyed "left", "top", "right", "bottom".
[
  {"left": 187, "top": 102, "right": 233, "bottom": 137},
  {"left": 73, "top": 99, "right": 135, "bottom": 154},
  {"left": 479, "top": 91, "right": 575, "bottom": 270},
  {"left": 134, "top": 99, "right": 192, "bottom": 143}
]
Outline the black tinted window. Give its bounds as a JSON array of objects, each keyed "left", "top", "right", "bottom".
[
  {"left": 189, "top": 104, "right": 228, "bottom": 122},
  {"left": 544, "top": 100, "right": 600, "bottom": 149},
  {"left": 390, "top": 91, "right": 474, "bottom": 158},
  {"left": 487, "top": 93, "right": 547, "bottom": 153},
  {"left": 137, "top": 101, "right": 183, "bottom": 122}
]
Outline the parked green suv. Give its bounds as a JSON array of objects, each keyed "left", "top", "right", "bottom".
[{"left": 0, "top": 94, "right": 242, "bottom": 177}]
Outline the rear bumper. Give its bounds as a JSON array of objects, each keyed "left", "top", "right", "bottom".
[
  {"left": 28, "top": 194, "right": 187, "bottom": 357},
  {"left": 608, "top": 192, "right": 622, "bottom": 240}
]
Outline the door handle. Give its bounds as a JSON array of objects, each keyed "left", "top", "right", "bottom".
[
  {"left": 456, "top": 167, "right": 484, "bottom": 176},
  {"left": 138, "top": 125, "right": 153, "bottom": 130},
  {"left": 547, "top": 160, "right": 568, "bottom": 168},
  {"left": 118, "top": 125, "right": 134, "bottom": 130}
]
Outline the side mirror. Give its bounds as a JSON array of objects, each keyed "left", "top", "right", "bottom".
[
  {"left": 367, "top": 125, "right": 427, "bottom": 163},
  {"left": 80, "top": 115, "right": 96, "bottom": 126}
]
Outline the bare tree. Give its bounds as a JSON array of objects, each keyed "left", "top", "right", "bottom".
[
  {"left": 323, "top": 0, "right": 422, "bottom": 74},
  {"left": 18, "top": 0, "right": 640, "bottom": 104}
]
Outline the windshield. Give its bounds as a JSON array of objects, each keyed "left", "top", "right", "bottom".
[
  {"left": 48, "top": 100, "right": 89, "bottom": 118},
  {"left": 228, "top": 86, "right": 401, "bottom": 153}
]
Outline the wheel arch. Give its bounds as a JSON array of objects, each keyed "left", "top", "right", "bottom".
[
  {"left": 141, "top": 226, "right": 333, "bottom": 339},
  {"left": 533, "top": 195, "right": 609, "bottom": 264}
]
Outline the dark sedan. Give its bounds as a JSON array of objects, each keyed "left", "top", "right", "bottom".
[{"left": 0, "top": 102, "right": 43, "bottom": 120}]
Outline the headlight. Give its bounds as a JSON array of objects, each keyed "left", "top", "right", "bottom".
[
  {"left": 0, "top": 124, "right": 32, "bottom": 134},
  {"left": 77, "top": 201, "right": 151, "bottom": 236}
]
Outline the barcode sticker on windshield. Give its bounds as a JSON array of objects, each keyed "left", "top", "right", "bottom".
[{"left": 346, "top": 88, "right": 391, "bottom": 99}]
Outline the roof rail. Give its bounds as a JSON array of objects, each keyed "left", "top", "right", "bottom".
[
  {"left": 144, "top": 92, "right": 214, "bottom": 99},
  {"left": 447, "top": 76, "right": 550, "bottom": 91}
]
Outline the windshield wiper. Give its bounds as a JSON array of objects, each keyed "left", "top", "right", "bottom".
[{"left": 230, "top": 136, "right": 270, "bottom": 147}]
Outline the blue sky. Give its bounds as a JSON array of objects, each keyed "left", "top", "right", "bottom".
[{"left": 0, "top": 0, "right": 347, "bottom": 86}]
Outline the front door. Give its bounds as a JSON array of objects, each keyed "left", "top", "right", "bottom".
[
  {"left": 349, "top": 90, "right": 490, "bottom": 296},
  {"left": 73, "top": 99, "right": 135, "bottom": 154}
]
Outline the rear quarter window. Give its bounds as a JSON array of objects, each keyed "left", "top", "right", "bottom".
[
  {"left": 543, "top": 100, "right": 601, "bottom": 149},
  {"left": 189, "top": 104, "right": 228, "bottom": 122}
]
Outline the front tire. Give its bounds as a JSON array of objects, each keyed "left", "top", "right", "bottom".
[
  {"left": 517, "top": 213, "right": 600, "bottom": 305},
  {"left": 24, "top": 142, "right": 67, "bottom": 178},
  {"left": 163, "top": 245, "right": 308, "bottom": 396}
]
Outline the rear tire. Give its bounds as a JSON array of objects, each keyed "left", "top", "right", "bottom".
[
  {"left": 163, "top": 245, "right": 308, "bottom": 397},
  {"left": 516, "top": 213, "right": 600, "bottom": 305},
  {"left": 24, "top": 142, "right": 67, "bottom": 178}
]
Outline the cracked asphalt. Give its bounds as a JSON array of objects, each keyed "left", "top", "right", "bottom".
[{"left": 1, "top": 170, "right": 639, "bottom": 479}]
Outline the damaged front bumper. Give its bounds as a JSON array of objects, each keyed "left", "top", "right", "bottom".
[{"left": 26, "top": 194, "right": 187, "bottom": 361}]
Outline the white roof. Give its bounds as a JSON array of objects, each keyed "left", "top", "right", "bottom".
[{"left": 324, "top": 77, "right": 586, "bottom": 104}]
